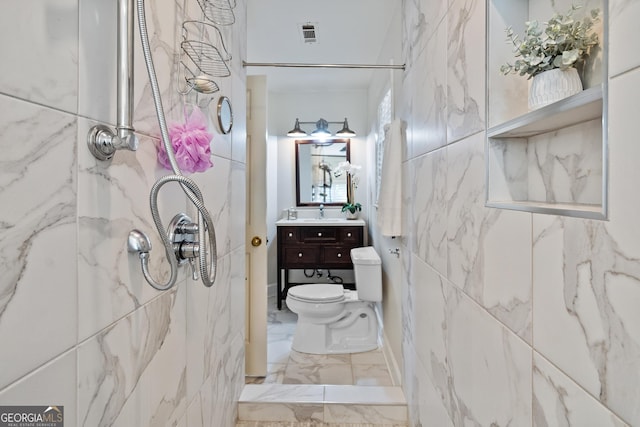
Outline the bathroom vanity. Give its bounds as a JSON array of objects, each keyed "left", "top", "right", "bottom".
[{"left": 275, "top": 219, "right": 365, "bottom": 310}]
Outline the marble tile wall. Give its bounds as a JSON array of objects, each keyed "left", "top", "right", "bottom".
[
  {"left": 0, "top": 0, "right": 247, "bottom": 426},
  {"left": 396, "top": 0, "right": 639, "bottom": 425}
]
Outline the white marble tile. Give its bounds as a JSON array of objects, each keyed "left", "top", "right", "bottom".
[
  {"left": 0, "top": 349, "right": 77, "bottom": 427},
  {"left": 402, "top": 0, "right": 451, "bottom": 69},
  {"left": 486, "top": 137, "right": 529, "bottom": 202},
  {"left": 408, "top": 251, "right": 531, "bottom": 425},
  {"left": 447, "top": 0, "right": 485, "bottom": 144},
  {"left": 610, "top": 0, "right": 640, "bottom": 77},
  {"left": 352, "top": 365, "right": 393, "bottom": 386},
  {"left": 533, "top": 214, "right": 640, "bottom": 426},
  {"left": 481, "top": 207, "right": 532, "bottom": 342},
  {"left": 289, "top": 351, "right": 351, "bottom": 366},
  {"left": 246, "top": 364, "right": 287, "bottom": 385},
  {"left": 412, "top": 348, "right": 455, "bottom": 427},
  {"left": 229, "top": 245, "right": 248, "bottom": 338},
  {"left": 412, "top": 255, "right": 448, "bottom": 391},
  {"left": 533, "top": 353, "right": 628, "bottom": 427},
  {"left": 0, "top": 0, "right": 78, "bottom": 113},
  {"left": 410, "top": 21, "right": 448, "bottom": 157},
  {"left": 527, "top": 119, "right": 603, "bottom": 205},
  {"left": 447, "top": 133, "right": 532, "bottom": 341},
  {"left": 230, "top": 160, "right": 248, "bottom": 252},
  {"left": 186, "top": 251, "right": 232, "bottom": 400},
  {"left": 239, "top": 384, "right": 325, "bottom": 403},
  {"left": 283, "top": 363, "right": 353, "bottom": 386},
  {"left": 231, "top": 72, "right": 249, "bottom": 164},
  {"left": 189, "top": 156, "right": 233, "bottom": 257},
  {"left": 323, "top": 385, "right": 406, "bottom": 405},
  {"left": 407, "top": 148, "right": 448, "bottom": 276},
  {"left": 209, "top": 332, "right": 246, "bottom": 427},
  {"left": 350, "top": 349, "right": 387, "bottom": 366},
  {"left": 267, "top": 334, "right": 293, "bottom": 365},
  {"left": 77, "top": 287, "right": 187, "bottom": 427},
  {"left": 185, "top": 386, "right": 207, "bottom": 427},
  {"left": 0, "top": 97, "right": 77, "bottom": 389},
  {"left": 445, "top": 285, "right": 532, "bottom": 425},
  {"left": 446, "top": 134, "right": 487, "bottom": 291}
]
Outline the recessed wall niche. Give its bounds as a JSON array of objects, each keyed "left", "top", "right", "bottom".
[{"left": 485, "top": 0, "right": 608, "bottom": 219}]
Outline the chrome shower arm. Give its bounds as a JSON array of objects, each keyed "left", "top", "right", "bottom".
[{"left": 87, "top": 0, "right": 139, "bottom": 160}]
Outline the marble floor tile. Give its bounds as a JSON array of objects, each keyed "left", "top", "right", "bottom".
[
  {"left": 323, "top": 386, "right": 406, "bottom": 405},
  {"left": 289, "top": 351, "right": 352, "bottom": 366},
  {"left": 350, "top": 349, "right": 386, "bottom": 365},
  {"left": 263, "top": 287, "right": 394, "bottom": 387},
  {"left": 352, "top": 365, "right": 393, "bottom": 386},
  {"left": 284, "top": 362, "right": 354, "bottom": 385},
  {"left": 247, "top": 364, "right": 288, "bottom": 385},
  {"left": 268, "top": 334, "right": 294, "bottom": 364}
]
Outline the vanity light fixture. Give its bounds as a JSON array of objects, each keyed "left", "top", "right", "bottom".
[{"left": 287, "top": 117, "right": 356, "bottom": 138}]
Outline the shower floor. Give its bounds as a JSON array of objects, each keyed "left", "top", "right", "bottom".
[{"left": 246, "top": 293, "right": 393, "bottom": 386}]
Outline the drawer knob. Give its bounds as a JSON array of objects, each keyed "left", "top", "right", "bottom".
[
  {"left": 288, "top": 232, "right": 293, "bottom": 237},
  {"left": 298, "top": 252, "right": 303, "bottom": 258},
  {"left": 317, "top": 232, "right": 322, "bottom": 237},
  {"left": 337, "top": 253, "right": 342, "bottom": 258},
  {"left": 347, "top": 232, "right": 352, "bottom": 237}
]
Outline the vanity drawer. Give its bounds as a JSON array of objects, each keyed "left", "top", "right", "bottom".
[
  {"left": 280, "top": 227, "right": 299, "bottom": 242},
  {"left": 300, "top": 227, "right": 338, "bottom": 243},
  {"left": 323, "top": 247, "right": 353, "bottom": 265},
  {"left": 340, "top": 227, "right": 362, "bottom": 245},
  {"left": 284, "top": 247, "right": 319, "bottom": 264}
]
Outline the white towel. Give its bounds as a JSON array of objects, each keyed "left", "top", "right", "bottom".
[{"left": 377, "top": 119, "right": 403, "bottom": 236}]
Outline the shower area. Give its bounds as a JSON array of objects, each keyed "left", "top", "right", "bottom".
[{"left": 0, "top": 0, "right": 247, "bottom": 425}]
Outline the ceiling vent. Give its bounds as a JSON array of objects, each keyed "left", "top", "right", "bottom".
[{"left": 300, "top": 23, "right": 318, "bottom": 43}]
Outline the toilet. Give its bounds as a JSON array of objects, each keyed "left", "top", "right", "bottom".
[{"left": 285, "top": 246, "right": 382, "bottom": 354}]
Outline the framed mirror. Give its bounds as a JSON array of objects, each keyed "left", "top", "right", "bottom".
[
  {"left": 295, "top": 139, "right": 351, "bottom": 206},
  {"left": 217, "top": 96, "right": 233, "bottom": 134}
]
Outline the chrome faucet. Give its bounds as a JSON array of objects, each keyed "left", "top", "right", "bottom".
[{"left": 319, "top": 204, "right": 324, "bottom": 219}]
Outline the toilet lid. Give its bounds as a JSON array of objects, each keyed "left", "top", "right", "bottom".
[{"left": 288, "top": 284, "right": 345, "bottom": 303}]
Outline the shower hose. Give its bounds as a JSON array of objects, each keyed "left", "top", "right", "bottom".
[{"left": 135, "top": 0, "right": 217, "bottom": 290}]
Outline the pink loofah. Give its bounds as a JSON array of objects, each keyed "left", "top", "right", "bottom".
[{"left": 157, "top": 106, "right": 213, "bottom": 173}]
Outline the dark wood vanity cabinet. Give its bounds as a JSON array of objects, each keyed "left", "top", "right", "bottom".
[{"left": 276, "top": 224, "right": 364, "bottom": 309}]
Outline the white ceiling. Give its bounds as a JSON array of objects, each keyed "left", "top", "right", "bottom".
[{"left": 246, "top": 0, "right": 399, "bottom": 92}]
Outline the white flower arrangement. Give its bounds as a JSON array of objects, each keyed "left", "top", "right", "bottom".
[{"left": 334, "top": 161, "right": 362, "bottom": 213}]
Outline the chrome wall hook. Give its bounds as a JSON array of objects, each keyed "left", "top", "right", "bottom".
[{"left": 389, "top": 248, "right": 400, "bottom": 258}]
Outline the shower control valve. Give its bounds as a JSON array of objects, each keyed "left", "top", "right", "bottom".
[{"left": 168, "top": 213, "right": 202, "bottom": 281}]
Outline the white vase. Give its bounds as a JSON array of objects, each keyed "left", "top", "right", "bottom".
[
  {"left": 345, "top": 211, "right": 359, "bottom": 220},
  {"left": 528, "top": 67, "right": 583, "bottom": 110}
]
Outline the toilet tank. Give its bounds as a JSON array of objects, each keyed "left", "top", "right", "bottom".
[{"left": 350, "top": 246, "right": 382, "bottom": 302}]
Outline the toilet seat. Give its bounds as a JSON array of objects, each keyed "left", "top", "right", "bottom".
[{"left": 287, "top": 284, "right": 345, "bottom": 304}]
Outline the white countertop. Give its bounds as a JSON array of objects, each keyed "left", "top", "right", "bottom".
[{"left": 276, "top": 218, "right": 366, "bottom": 226}]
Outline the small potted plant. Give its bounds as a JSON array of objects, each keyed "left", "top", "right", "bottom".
[
  {"left": 334, "top": 161, "right": 362, "bottom": 219},
  {"left": 500, "top": 5, "right": 600, "bottom": 110}
]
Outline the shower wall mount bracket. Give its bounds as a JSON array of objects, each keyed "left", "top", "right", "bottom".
[{"left": 88, "top": 124, "right": 139, "bottom": 161}]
